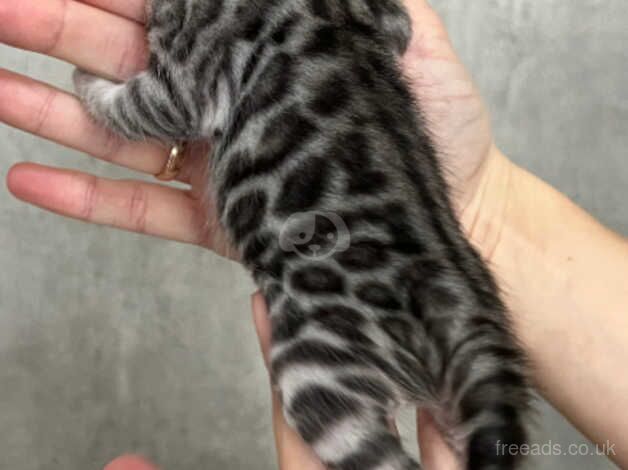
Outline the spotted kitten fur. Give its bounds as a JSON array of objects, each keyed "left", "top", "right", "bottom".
[{"left": 74, "top": 0, "right": 532, "bottom": 468}]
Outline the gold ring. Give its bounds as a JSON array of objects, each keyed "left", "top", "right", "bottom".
[{"left": 155, "top": 143, "right": 186, "bottom": 181}]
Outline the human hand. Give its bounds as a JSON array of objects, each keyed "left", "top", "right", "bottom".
[
  {"left": 103, "top": 455, "right": 159, "bottom": 470},
  {"left": 0, "top": 0, "right": 238, "bottom": 258},
  {"left": 0, "top": 0, "right": 501, "bottom": 257}
]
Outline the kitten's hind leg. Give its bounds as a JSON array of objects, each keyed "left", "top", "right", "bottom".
[
  {"left": 73, "top": 70, "right": 195, "bottom": 141},
  {"left": 376, "top": 0, "right": 413, "bottom": 55},
  {"left": 285, "top": 391, "right": 421, "bottom": 470},
  {"left": 351, "top": 0, "right": 412, "bottom": 55},
  {"left": 272, "top": 343, "right": 423, "bottom": 469}
]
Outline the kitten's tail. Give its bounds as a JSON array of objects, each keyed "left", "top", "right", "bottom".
[{"left": 443, "top": 328, "right": 532, "bottom": 470}]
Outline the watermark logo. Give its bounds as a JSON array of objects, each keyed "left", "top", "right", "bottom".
[
  {"left": 495, "top": 440, "right": 617, "bottom": 458},
  {"left": 279, "top": 211, "right": 350, "bottom": 260}
]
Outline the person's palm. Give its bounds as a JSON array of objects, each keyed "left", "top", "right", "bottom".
[
  {"left": 402, "top": 1, "right": 493, "bottom": 212},
  {"left": 0, "top": 0, "right": 493, "bottom": 259}
]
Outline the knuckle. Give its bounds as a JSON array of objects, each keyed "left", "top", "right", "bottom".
[
  {"left": 98, "top": 129, "right": 124, "bottom": 164},
  {"left": 81, "top": 174, "right": 98, "bottom": 222},
  {"left": 32, "top": 88, "right": 57, "bottom": 135},
  {"left": 45, "top": 0, "right": 69, "bottom": 54},
  {"left": 114, "top": 30, "right": 148, "bottom": 79},
  {"left": 128, "top": 183, "right": 149, "bottom": 234},
  {"left": 0, "top": 1, "right": 11, "bottom": 30}
]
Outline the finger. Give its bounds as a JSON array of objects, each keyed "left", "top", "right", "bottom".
[
  {"left": 0, "top": 0, "right": 147, "bottom": 80},
  {"left": 271, "top": 392, "right": 328, "bottom": 470},
  {"left": 0, "top": 68, "right": 172, "bottom": 176},
  {"left": 417, "top": 410, "right": 462, "bottom": 470},
  {"left": 402, "top": 0, "right": 458, "bottom": 62},
  {"left": 104, "top": 455, "right": 160, "bottom": 470},
  {"left": 252, "top": 292, "right": 272, "bottom": 365},
  {"left": 80, "top": 0, "right": 146, "bottom": 23},
  {"left": 251, "top": 294, "right": 327, "bottom": 470},
  {"left": 0, "top": 69, "right": 205, "bottom": 184},
  {"left": 6, "top": 163, "right": 207, "bottom": 246}
]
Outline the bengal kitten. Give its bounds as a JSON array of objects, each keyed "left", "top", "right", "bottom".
[{"left": 74, "top": 1, "right": 532, "bottom": 468}]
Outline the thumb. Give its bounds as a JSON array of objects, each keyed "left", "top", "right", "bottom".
[
  {"left": 402, "top": 0, "right": 458, "bottom": 62},
  {"left": 417, "top": 411, "right": 463, "bottom": 470},
  {"left": 251, "top": 291, "right": 272, "bottom": 366},
  {"left": 104, "top": 455, "right": 160, "bottom": 470}
]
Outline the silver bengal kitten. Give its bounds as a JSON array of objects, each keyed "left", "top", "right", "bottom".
[{"left": 74, "top": 0, "right": 532, "bottom": 468}]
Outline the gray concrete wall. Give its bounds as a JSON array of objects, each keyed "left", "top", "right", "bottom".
[{"left": 0, "top": 1, "right": 626, "bottom": 469}]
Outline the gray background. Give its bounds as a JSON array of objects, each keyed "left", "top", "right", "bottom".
[{"left": 0, "top": 1, "right": 626, "bottom": 469}]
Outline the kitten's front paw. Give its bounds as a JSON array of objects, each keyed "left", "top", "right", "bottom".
[
  {"left": 73, "top": 69, "right": 100, "bottom": 98},
  {"left": 72, "top": 68, "right": 125, "bottom": 131},
  {"left": 72, "top": 69, "right": 121, "bottom": 105}
]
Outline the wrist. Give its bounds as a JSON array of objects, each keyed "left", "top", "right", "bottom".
[
  {"left": 459, "top": 146, "right": 628, "bottom": 461},
  {"left": 458, "top": 145, "right": 515, "bottom": 262}
]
